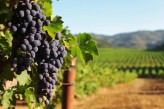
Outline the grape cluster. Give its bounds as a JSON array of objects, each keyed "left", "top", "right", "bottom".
[
  {"left": 6, "top": 0, "right": 50, "bottom": 74},
  {"left": 7, "top": 0, "right": 67, "bottom": 105},
  {"left": 36, "top": 33, "right": 67, "bottom": 104}
]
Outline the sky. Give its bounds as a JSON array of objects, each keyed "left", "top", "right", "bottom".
[{"left": 52, "top": 0, "right": 164, "bottom": 35}]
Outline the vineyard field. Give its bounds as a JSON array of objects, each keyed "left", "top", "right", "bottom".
[{"left": 73, "top": 48, "right": 164, "bottom": 98}]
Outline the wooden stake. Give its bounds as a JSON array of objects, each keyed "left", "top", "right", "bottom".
[{"left": 62, "top": 58, "right": 76, "bottom": 109}]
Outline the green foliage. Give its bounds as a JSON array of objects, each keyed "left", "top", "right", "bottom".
[
  {"left": 0, "top": 0, "right": 99, "bottom": 108},
  {"left": 16, "top": 71, "right": 32, "bottom": 86},
  {"left": 43, "top": 16, "right": 63, "bottom": 38},
  {"left": 0, "top": 31, "right": 12, "bottom": 55},
  {"left": 24, "top": 88, "right": 37, "bottom": 108},
  {"left": 2, "top": 90, "right": 14, "bottom": 109},
  {"left": 77, "top": 33, "right": 98, "bottom": 64},
  {"left": 39, "top": 0, "right": 52, "bottom": 18}
]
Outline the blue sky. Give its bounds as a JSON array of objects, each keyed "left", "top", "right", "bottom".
[{"left": 52, "top": 0, "right": 164, "bottom": 35}]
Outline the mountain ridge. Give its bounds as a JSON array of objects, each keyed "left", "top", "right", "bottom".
[{"left": 91, "top": 30, "right": 164, "bottom": 49}]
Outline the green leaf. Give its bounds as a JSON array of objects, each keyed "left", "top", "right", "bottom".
[
  {"left": 77, "top": 33, "right": 99, "bottom": 64},
  {"left": 43, "top": 2, "right": 52, "bottom": 17},
  {"left": 43, "top": 16, "right": 63, "bottom": 38},
  {"left": 25, "top": 88, "right": 37, "bottom": 108},
  {"left": 16, "top": 71, "right": 31, "bottom": 86},
  {"left": 63, "top": 40, "right": 70, "bottom": 49},
  {"left": 2, "top": 90, "right": 13, "bottom": 109},
  {"left": 0, "top": 31, "right": 12, "bottom": 55},
  {"left": 87, "top": 40, "right": 99, "bottom": 55},
  {"left": 70, "top": 46, "right": 79, "bottom": 58}
]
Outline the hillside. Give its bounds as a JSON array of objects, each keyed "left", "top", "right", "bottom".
[{"left": 92, "top": 30, "right": 164, "bottom": 49}]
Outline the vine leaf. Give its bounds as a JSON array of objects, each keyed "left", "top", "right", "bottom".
[
  {"left": 77, "top": 33, "right": 99, "bottom": 64},
  {"left": 43, "top": 2, "right": 52, "bottom": 17},
  {"left": 25, "top": 88, "right": 37, "bottom": 109},
  {"left": 0, "top": 31, "right": 12, "bottom": 55},
  {"left": 2, "top": 90, "right": 13, "bottom": 109},
  {"left": 39, "top": 1, "right": 52, "bottom": 18},
  {"left": 43, "top": 16, "right": 63, "bottom": 38},
  {"left": 16, "top": 71, "right": 31, "bottom": 86}
]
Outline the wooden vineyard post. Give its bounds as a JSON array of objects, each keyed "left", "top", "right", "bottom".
[{"left": 62, "top": 58, "right": 76, "bottom": 109}]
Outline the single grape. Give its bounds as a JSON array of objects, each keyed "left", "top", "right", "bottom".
[
  {"left": 27, "top": 15, "right": 32, "bottom": 22},
  {"left": 23, "top": 39, "right": 29, "bottom": 45},
  {"left": 7, "top": 21, "right": 12, "bottom": 27},
  {"left": 37, "top": 97, "right": 42, "bottom": 103},
  {"left": 30, "top": 27, "right": 37, "bottom": 34},
  {"left": 26, "top": 3, "right": 32, "bottom": 10},
  {"left": 39, "top": 74, "right": 43, "bottom": 80},
  {"left": 19, "top": 11, "right": 24, "bottom": 17},
  {"left": 25, "top": 10, "right": 30, "bottom": 16},
  {"left": 21, "top": 28, "right": 26, "bottom": 34},
  {"left": 44, "top": 20, "right": 50, "bottom": 26},
  {"left": 27, "top": 44, "right": 32, "bottom": 51},
  {"left": 55, "top": 33, "right": 61, "bottom": 40},
  {"left": 33, "top": 47, "right": 38, "bottom": 52},
  {"left": 44, "top": 100, "right": 49, "bottom": 105},
  {"left": 12, "top": 62, "right": 17, "bottom": 68},
  {"left": 31, "top": 10, "right": 36, "bottom": 16},
  {"left": 30, "top": 51, "right": 35, "bottom": 58},
  {"left": 11, "top": 26, "right": 17, "bottom": 33},
  {"left": 45, "top": 73, "right": 49, "bottom": 78},
  {"left": 29, "top": 20, "right": 36, "bottom": 27},
  {"left": 20, "top": 44, "right": 26, "bottom": 51}
]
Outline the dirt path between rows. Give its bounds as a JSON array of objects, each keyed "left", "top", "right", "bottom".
[{"left": 74, "top": 78, "right": 164, "bottom": 109}]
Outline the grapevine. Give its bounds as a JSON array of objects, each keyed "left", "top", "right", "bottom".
[{"left": 0, "top": 0, "right": 98, "bottom": 108}]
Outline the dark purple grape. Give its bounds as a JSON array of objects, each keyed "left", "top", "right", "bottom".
[
  {"left": 51, "top": 66, "right": 57, "bottom": 73},
  {"left": 35, "top": 33, "right": 41, "bottom": 40},
  {"left": 48, "top": 63, "right": 52, "bottom": 69},
  {"left": 55, "top": 33, "right": 61, "bottom": 40},
  {"left": 46, "top": 88, "right": 50, "bottom": 93},
  {"left": 23, "top": 22, "right": 28, "bottom": 28},
  {"left": 27, "top": 15, "right": 32, "bottom": 21},
  {"left": 44, "top": 100, "right": 49, "bottom": 105},
  {"left": 19, "top": 11, "right": 24, "bottom": 17},
  {"left": 39, "top": 74, "right": 43, "bottom": 80},
  {"left": 12, "top": 5, "right": 17, "bottom": 13},
  {"left": 29, "top": 34, "right": 34, "bottom": 42},
  {"left": 30, "top": 27, "right": 36, "bottom": 34},
  {"left": 20, "top": 44, "right": 26, "bottom": 51},
  {"left": 26, "top": 3, "right": 32, "bottom": 9},
  {"left": 23, "top": 39, "right": 29, "bottom": 45},
  {"left": 44, "top": 20, "right": 50, "bottom": 26},
  {"left": 11, "top": 26, "right": 17, "bottom": 33},
  {"left": 27, "top": 44, "right": 32, "bottom": 51},
  {"left": 30, "top": 51, "right": 35, "bottom": 58},
  {"left": 29, "top": 20, "right": 36, "bottom": 27},
  {"left": 7, "top": 21, "right": 12, "bottom": 27},
  {"left": 45, "top": 73, "right": 49, "bottom": 78},
  {"left": 31, "top": 10, "right": 36, "bottom": 16},
  {"left": 43, "top": 63, "right": 48, "bottom": 69},
  {"left": 37, "top": 97, "right": 42, "bottom": 103},
  {"left": 56, "top": 59, "right": 61, "bottom": 68},
  {"left": 21, "top": 28, "right": 26, "bottom": 34},
  {"left": 46, "top": 82, "right": 50, "bottom": 88},
  {"left": 25, "top": 10, "right": 30, "bottom": 16},
  {"left": 33, "top": 47, "right": 38, "bottom": 52},
  {"left": 51, "top": 79, "right": 56, "bottom": 85},
  {"left": 12, "top": 62, "right": 17, "bottom": 68},
  {"left": 42, "top": 15, "right": 46, "bottom": 21}
]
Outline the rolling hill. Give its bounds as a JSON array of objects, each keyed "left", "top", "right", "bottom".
[{"left": 92, "top": 30, "right": 164, "bottom": 49}]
